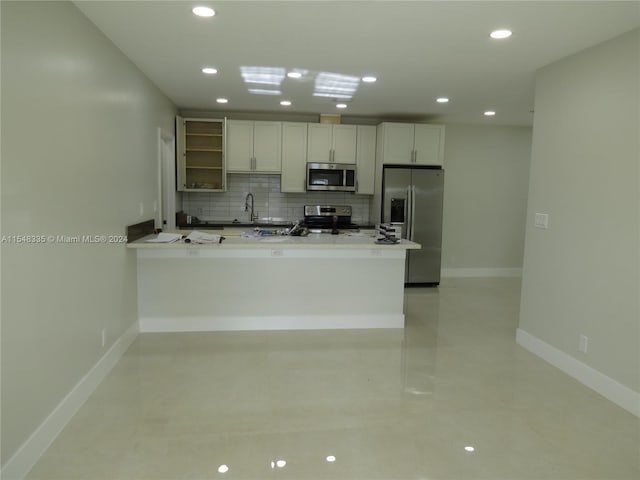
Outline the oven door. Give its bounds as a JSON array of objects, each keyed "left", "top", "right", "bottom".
[{"left": 306, "top": 163, "right": 356, "bottom": 192}]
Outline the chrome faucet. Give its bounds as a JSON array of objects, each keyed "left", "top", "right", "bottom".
[{"left": 244, "top": 192, "right": 257, "bottom": 223}]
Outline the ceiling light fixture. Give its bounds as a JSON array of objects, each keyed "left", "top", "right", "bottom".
[
  {"left": 202, "top": 67, "right": 218, "bottom": 75},
  {"left": 336, "top": 103, "right": 348, "bottom": 109},
  {"left": 248, "top": 88, "right": 281, "bottom": 96},
  {"left": 192, "top": 6, "right": 215, "bottom": 17},
  {"left": 287, "top": 71, "right": 303, "bottom": 79},
  {"left": 362, "top": 76, "right": 377, "bottom": 83},
  {"left": 484, "top": 110, "right": 496, "bottom": 116},
  {"left": 216, "top": 97, "right": 228, "bottom": 104},
  {"left": 436, "top": 97, "right": 449, "bottom": 103},
  {"left": 313, "top": 72, "right": 359, "bottom": 100},
  {"left": 464, "top": 446, "right": 476, "bottom": 452},
  {"left": 280, "top": 100, "right": 292, "bottom": 106},
  {"left": 217, "top": 464, "right": 229, "bottom": 473},
  {"left": 490, "top": 29, "right": 512, "bottom": 39}
]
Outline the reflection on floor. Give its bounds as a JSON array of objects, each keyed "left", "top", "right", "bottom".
[{"left": 26, "top": 278, "right": 640, "bottom": 479}]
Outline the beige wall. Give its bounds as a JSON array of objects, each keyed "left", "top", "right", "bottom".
[
  {"left": 441, "top": 124, "right": 532, "bottom": 272},
  {"left": 1, "top": 0, "right": 176, "bottom": 464},
  {"left": 519, "top": 29, "right": 639, "bottom": 391}
]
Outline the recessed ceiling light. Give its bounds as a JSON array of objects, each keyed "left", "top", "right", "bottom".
[
  {"left": 490, "top": 29, "right": 512, "bottom": 39},
  {"left": 464, "top": 446, "right": 476, "bottom": 452},
  {"left": 336, "top": 103, "right": 348, "bottom": 109},
  {"left": 287, "top": 71, "right": 303, "bottom": 79},
  {"left": 484, "top": 110, "right": 496, "bottom": 116},
  {"left": 362, "top": 76, "right": 377, "bottom": 83},
  {"left": 436, "top": 97, "right": 449, "bottom": 103},
  {"left": 280, "top": 100, "right": 292, "bottom": 106},
  {"left": 202, "top": 67, "right": 218, "bottom": 75},
  {"left": 326, "top": 455, "right": 337, "bottom": 462},
  {"left": 216, "top": 97, "right": 228, "bottom": 104},
  {"left": 217, "top": 464, "right": 229, "bottom": 473},
  {"left": 192, "top": 6, "right": 215, "bottom": 17}
]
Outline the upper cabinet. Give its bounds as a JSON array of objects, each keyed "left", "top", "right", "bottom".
[
  {"left": 226, "top": 120, "right": 282, "bottom": 173},
  {"left": 376, "top": 122, "right": 445, "bottom": 166},
  {"left": 280, "top": 122, "right": 308, "bottom": 193},
  {"left": 307, "top": 124, "right": 357, "bottom": 164},
  {"left": 176, "top": 116, "right": 225, "bottom": 192},
  {"left": 355, "top": 125, "right": 376, "bottom": 195}
]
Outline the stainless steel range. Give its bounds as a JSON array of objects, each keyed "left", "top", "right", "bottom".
[{"left": 303, "top": 205, "right": 360, "bottom": 234}]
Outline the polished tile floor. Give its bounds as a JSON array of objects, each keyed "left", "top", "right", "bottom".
[{"left": 27, "top": 278, "right": 639, "bottom": 479}]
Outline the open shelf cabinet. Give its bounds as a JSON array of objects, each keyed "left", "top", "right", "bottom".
[{"left": 177, "top": 117, "right": 225, "bottom": 192}]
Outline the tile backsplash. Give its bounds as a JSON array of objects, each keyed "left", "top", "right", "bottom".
[{"left": 182, "top": 174, "right": 371, "bottom": 224}]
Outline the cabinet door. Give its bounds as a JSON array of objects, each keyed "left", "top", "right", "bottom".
[
  {"left": 307, "top": 124, "right": 332, "bottom": 163},
  {"left": 281, "top": 122, "right": 308, "bottom": 193},
  {"left": 253, "top": 121, "right": 282, "bottom": 173},
  {"left": 381, "top": 123, "right": 414, "bottom": 164},
  {"left": 356, "top": 125, "right": 376, "bottom": 195},
  {"left": 332, "top": 125, "right": 357, "bottom": 164},
  {"left": 413, "top": 124, "right": 444, "bottom": 166},
  {"left": 226, "top": 120, "right": 254, "bottom": 172}
]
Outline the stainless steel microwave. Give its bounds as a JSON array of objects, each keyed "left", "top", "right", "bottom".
[{"left": 306, "top": 163, "right": 357, "bottom": 192}]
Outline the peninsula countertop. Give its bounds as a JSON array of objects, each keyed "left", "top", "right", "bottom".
[{"left": 127, "top": 231, "right": 421, "bottom": 250}]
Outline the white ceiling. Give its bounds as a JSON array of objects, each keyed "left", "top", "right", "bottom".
[{"left": 74, "top": 1, "right": 640, "bottom": 126}]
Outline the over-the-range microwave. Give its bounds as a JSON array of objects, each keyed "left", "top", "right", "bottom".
[{"left": 306, "top": 162, "right": 357, "bottom": 192}]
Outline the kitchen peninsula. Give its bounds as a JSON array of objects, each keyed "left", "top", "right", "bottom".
[{"left": 128, "top": 232, "right": 420, "bottom": 332}]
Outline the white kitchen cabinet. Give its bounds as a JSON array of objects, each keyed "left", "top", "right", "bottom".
[
  {"left": 280, "top": 122, "right": 308, "bottom": 193},
  {"left": 307, "top": 124, "right": 357, "bottom": 164},
  {"left": 176, "top": 116, "right": 225, "bottom": 192},
  {"left": 355, "top": 125, "right": 376, "bottom": 195},
  {"left": 226, "top": 120, "right": 282, "bottom": 173},
  {"left": 376, "top": 122, "right": 444, "bottom": 166}
]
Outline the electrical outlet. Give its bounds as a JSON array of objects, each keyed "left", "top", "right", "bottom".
[
  {"left": 579, "top": 334, "right": 589, "bottom": 353},
  {"left": 534, "top": 213, "right": 549, "bottom": 229},
  {"left": 101, "top": 329, "right": 107, "bottom": 348}
]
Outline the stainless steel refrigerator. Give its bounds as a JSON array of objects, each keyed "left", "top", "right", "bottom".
[{"left": 382, "top": 166, "right": 444, "bottom": 285}]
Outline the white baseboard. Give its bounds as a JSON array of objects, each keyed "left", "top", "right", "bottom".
[
  {"left": 1, "top": 322, "right": 139, "bottom": 480},
  {"left": 441, "top": 268, "right": 522, "bottom": 278},
  {"left": 139, "top": 314, "right": 405, "bottom": 332},
  {"left": 516, "top": 328, "right": 640, "bottom": 418}
]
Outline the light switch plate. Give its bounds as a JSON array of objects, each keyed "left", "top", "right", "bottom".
[{"left": 534, "top": 213, "right": 549, "bottom": 229}]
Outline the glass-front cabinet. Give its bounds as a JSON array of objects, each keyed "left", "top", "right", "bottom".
[{"left": 177, "top": 116, "right": 225, "bottom": 192}]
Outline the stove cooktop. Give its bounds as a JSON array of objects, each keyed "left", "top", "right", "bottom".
[{"left": 303, "top": 205, "right": 359, "bottom": 233}]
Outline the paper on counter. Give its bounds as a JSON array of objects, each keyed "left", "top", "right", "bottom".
[
  {"left": 145, "top": 232, "right": 182, "bottom": 243},
  {"left": 185, "top": 231, "right": 222, "bottom": 244}
]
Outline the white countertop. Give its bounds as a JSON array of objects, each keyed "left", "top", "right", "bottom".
[{"left": 127, "top": 231, "right": 420, "bottom": 250}]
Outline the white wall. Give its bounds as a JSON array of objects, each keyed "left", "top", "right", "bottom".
[
  {"left": 441, "top": 124, "right": 532, "bottom": 275},
  {"left": 1, "top": 0, "right": 176, "bottom": 468},
  {"left": 519, "top": 30, "right": 639, "bottom": 395}
]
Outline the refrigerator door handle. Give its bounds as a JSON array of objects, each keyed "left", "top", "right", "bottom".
[{"left": 405, "top": 185, "right": 414, "bottom": 240}]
